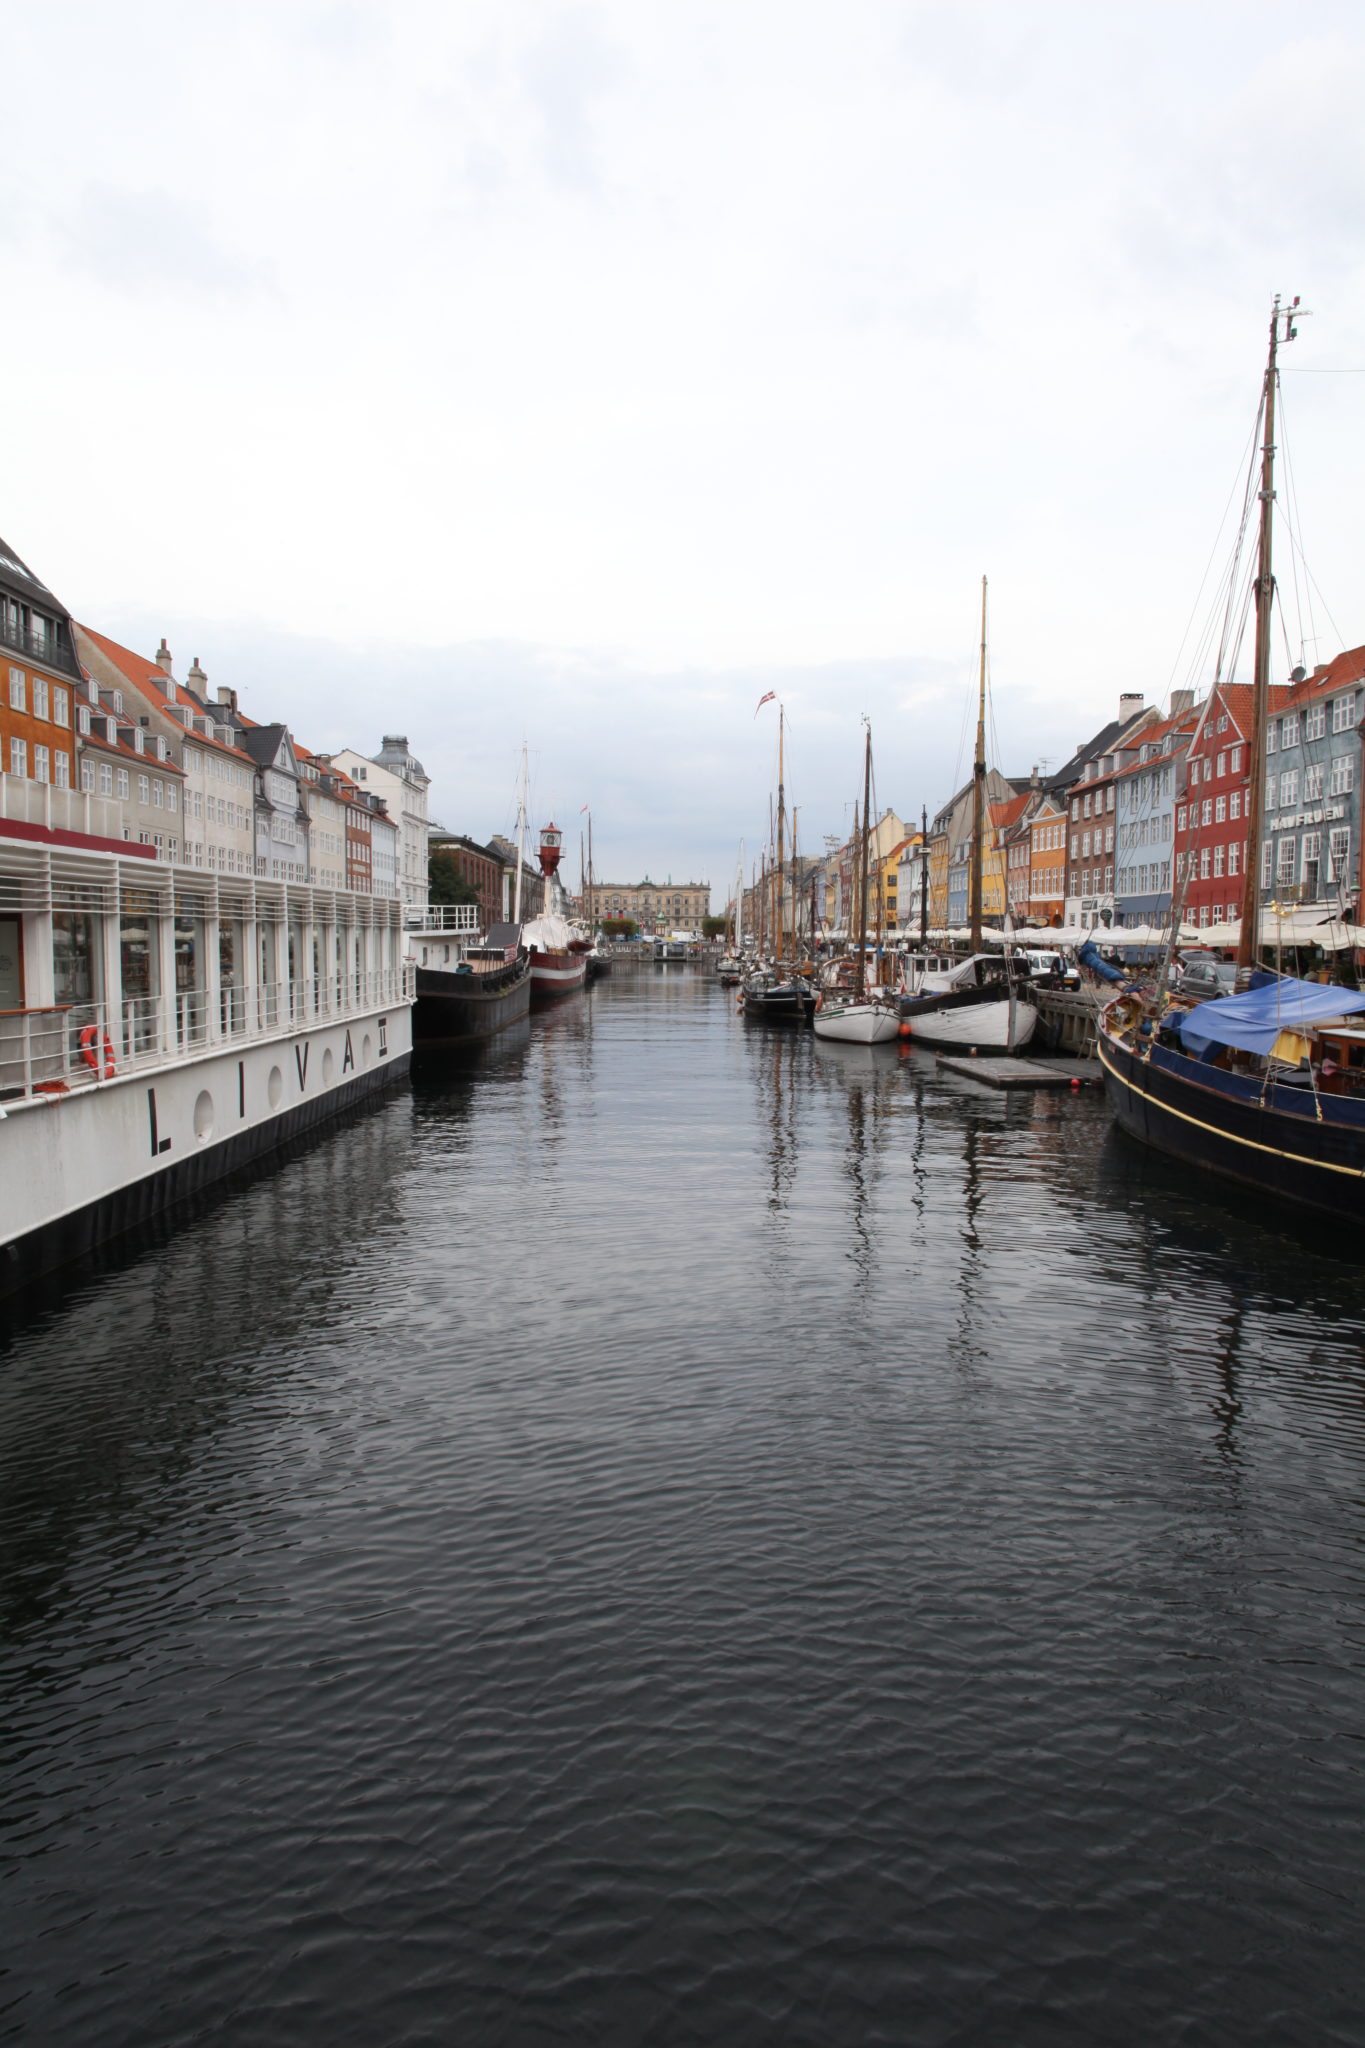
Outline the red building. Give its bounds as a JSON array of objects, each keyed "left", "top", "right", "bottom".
[{"left": 1175, "top": 681, "right": 1284, "bottom": 930}]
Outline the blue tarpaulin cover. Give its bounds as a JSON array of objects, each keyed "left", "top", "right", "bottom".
[{"left": 1177, "top": 974, "right": 1365, "bottom": 1056}]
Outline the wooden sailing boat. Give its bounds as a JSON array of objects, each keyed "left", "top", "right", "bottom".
[
  {"left": 1097, "top": 296, "right": 1365, "bottom": 1215},
  {"left": 898, "top": 579, "right": 1038, "bottom": 1051},
  {"left": 814, "top": 722, "right": 899, "bottom": 1043},
  {"left": 743, "top": 702, "right": 815, "bottom": 1022}
]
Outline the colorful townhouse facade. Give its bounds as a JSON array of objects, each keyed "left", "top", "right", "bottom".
[
  {"left": 1111, "top": 698, "right": 1201, "bottom": 930},
  {"left": 1174, "top": 682, "right": 1284, "bottom": 929},
  {"left": 1026, "top": 800, "right": 1067, "bottom": 924},
  {"left": 1252, "top": 649, "right": 1364, "bottom": 917}
]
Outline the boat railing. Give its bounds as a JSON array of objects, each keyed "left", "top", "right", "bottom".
[
  {"left": 404, "top": 904, "right": 480, "bottom": 934},
  {"left": 0, "top": 967, "right": 412, "bottom": 1103},
  {"left": 0, "top": 770, "right": 130, "bottom": 844}
]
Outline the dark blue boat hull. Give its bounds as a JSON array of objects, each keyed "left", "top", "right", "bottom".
[{"left": 1098, "top": 1025, "right": 1365, "bottom": 1217}]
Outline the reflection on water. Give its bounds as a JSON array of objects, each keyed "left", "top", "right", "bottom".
[{"left": 2, "top": 968, "right": 1364, "bottom": 2045}]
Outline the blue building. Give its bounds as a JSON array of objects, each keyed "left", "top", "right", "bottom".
[
  {"left": 1112, "top": 695, "right": 1201, "bottom": 932},
  {"left": 1260, "top": 647, "right": 1365, "bottom": 915}
]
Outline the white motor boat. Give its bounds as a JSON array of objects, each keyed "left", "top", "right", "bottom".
[{"left": 812, "top": 993, "right": 900, "bottom": 1044}]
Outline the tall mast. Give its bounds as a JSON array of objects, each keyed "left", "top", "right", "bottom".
[
  {"left": 970, "top": 575, "right": 987, "bottom": 951},
  {"left": 774, "top": 704, "right": 786, "bottom": 963},
  {"left": 513, "top": 742, "right": 528, "bottom": 923},
  {"left": 1238, "top": 295, "right": 1300, "bottom": 973},
  {"left": 586, "top": 811, "right": 594, "bottom": 936},
  {"left": 920, "top": 803, "right": 929, "bottom": 948},
  {"left": 854, "top": 721, "right": 872, "bottom": 999},
  {"left": 736, "top": 840, "right": 744, "bottom": 949}
]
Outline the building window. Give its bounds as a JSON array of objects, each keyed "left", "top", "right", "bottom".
[
  {"left": 33, "top": 744, "right": 49, "bottom": 783},
  {"left": 1329, "top": 827, "right": 1351, "bottom": 881},
  {"left": 1281, "top": 713, "right": 1299, "bottom": 747},
  {"left": 153, "top": 780, "right": 164, "bottom": 808},
  {"left": 9, "top": 666, "right": 24, "bottom": 711},
  {"left": 1214, "top": 795, "right": 1226, "bottom": 823},
  {"left": 53, "top": 684, "right": 69, "bottom": 727},
  {"left": 1304, "top": 763, "right": 1324, "bottom": 801},
  {"left": 117, "top": 767, "right": 130, "bottom": 799},
  {"left": 1213, "top": 844, "right": 1224, "bottom": 876},
  {"left": 138, "top": 774, "right": 150, "bottom": 804},
  {"left": 99, "top": 761, "right": 113, "bottom": 795},
  {"left": 1302, "top": 832, "right": 1322, "bottom": 895},
  {"left": 1216, "top": 751, "right": 1227, "bottom": 777},
  {"left": 53, "top": 751, "right": 69, "bottom": 789},
  {"left": 1266, "top": 724, "right": 1277, "bottom": 754},
  {"left": 1201, "top": 799, "right": 1213, "bottom": 827},
  {"left": 1332, "top": 693, "right": 1358, "bottom": 733},
  {"left": 1304, "top": 704, "right": 1325, "bottom": 742},
  {"left": 1262, "top": 840, "right": 1274, "bottom": 886},
  {"left": 1330, "top": 755, "right": 1355, "bottom": 797},
  {"left": 1230, "top": 790, "right": 1242, "bottom": 820},
  {"left": 1279, "top": 770, "right": 1299, "bottom": 808},
  {"left": 1200, "top": 846, "right": 1211, "bottom": 879},
  {"left": 1265, "top": 774, "right": 1277, "bottom": 806},
  {"left": 1228, "top": 844, "right": 1239, "bottom": 877},
  {"left": 32, "top": 674, "right": 48, "bottom": 720},
  {"left": 80, "top": 759, "right": 93, "bottom": 791},
  {"left": 9, "top": 737, "right": 26, "bottom": 777},
  {"left": 1276, "top": 839, "right": 1296, "bottom": 887},
  {"left": 1176, "top": 804, "right": 1187, "bottom": 832},
  {"left": 1230, "top": 745, "right": 1242, "bottom": 772}
]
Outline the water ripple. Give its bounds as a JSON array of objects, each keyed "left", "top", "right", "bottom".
[{"left": 2, "top": 972, "right": 1364, "bottom": 2044}]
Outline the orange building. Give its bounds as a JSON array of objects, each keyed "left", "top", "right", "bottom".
[
  {"left": 1027, "top": 800, "right": 1067, "bottom": 924},
  {"left": 1, "top": 541, "right": 83, "bottom": 805}
]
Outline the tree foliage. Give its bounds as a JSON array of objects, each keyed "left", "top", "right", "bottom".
[
  {"left": 702, "top": 916, "right": 729, "bottom": 939},
  {"left": 600, "top": 917, "right": 638, "bottom": 939},
  {"left": 428, "top": 851, "right": 481, "bottom": 907}
]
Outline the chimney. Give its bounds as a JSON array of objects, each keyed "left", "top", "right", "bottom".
[
  {"left": 1118, "top": 692, "right": 1144, "bottom": 724},
  {"left": 1171, "top": 688, "right": 1194, "bottom": 715},
  {"left": 216, "top": 684, "right": 238, "bottom": 714},
  {"left": 187, "top": 656, "right": 208, "bottom": 691},
  {"left": 156, "top": 638, "right": 173, "bottom": 676}
]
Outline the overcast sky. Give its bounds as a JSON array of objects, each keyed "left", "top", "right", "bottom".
[{"left": 5, "top": 0, "right": 1364, "bottom": 896}]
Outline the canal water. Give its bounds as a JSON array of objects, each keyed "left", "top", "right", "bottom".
[{"left": 2, "top": 967, "right": 1364, "bottom": 2045}]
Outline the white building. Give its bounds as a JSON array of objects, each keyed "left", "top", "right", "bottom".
[{"left": 332, "top": 736, "right": 430, "bottom": 911}]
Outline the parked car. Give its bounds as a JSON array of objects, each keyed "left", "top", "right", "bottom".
[{"left": 1176, "top": 960, "right": 1237, "bottom": 1003}]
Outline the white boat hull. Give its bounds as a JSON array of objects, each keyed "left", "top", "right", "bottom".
[
  {"left": 904, "top": 997, "right": 1037, "bottom": 1052},
  {"left": 2, "top": 1000, "right": 411, "bottom": 1289},
  {"left": 812, "top": 1002, "right": 900, "bottom": 1044}
]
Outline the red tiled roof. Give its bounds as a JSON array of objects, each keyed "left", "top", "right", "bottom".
[
  {"left": 1276, "top": 644, "right": 1365, "bottom": 712},
  {"left": 76, "top": 624, "right": 255, "bottom": 765},
  {"left": 990, "top": 793, "right": 1032, "bottom": 830},
  {"left": 1188, "top": 679, "right": 1292, "bottom": 755}
]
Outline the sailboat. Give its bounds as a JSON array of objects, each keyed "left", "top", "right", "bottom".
[
  {"left": 814, "top": 723, "right": 899, "bottom": 1044},
  {"left": 743, "top": 702, "right": 815, "bottom": 1022},
  {"left": 1098, "top": 296, "right": 1365, "bottom": 1215},
  {"left": 898, "top": 579, "right": 1038, "bottom": 1053}
]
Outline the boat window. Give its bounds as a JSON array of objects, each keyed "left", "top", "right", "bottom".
[
  {"left": 0, "top": 915, "right": 25, "bottom": 1009},
  {"left": 52, "top": 913, "right": 99, "bottom": 1007}
]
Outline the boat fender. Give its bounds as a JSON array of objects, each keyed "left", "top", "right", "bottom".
[{"left": 78, "top": 1024, "right": 117, "bottom": 1079}]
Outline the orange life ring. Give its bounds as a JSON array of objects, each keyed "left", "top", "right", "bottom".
[{"left": 78, "top": 1023, "right": 116, "bottom": 1079}]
